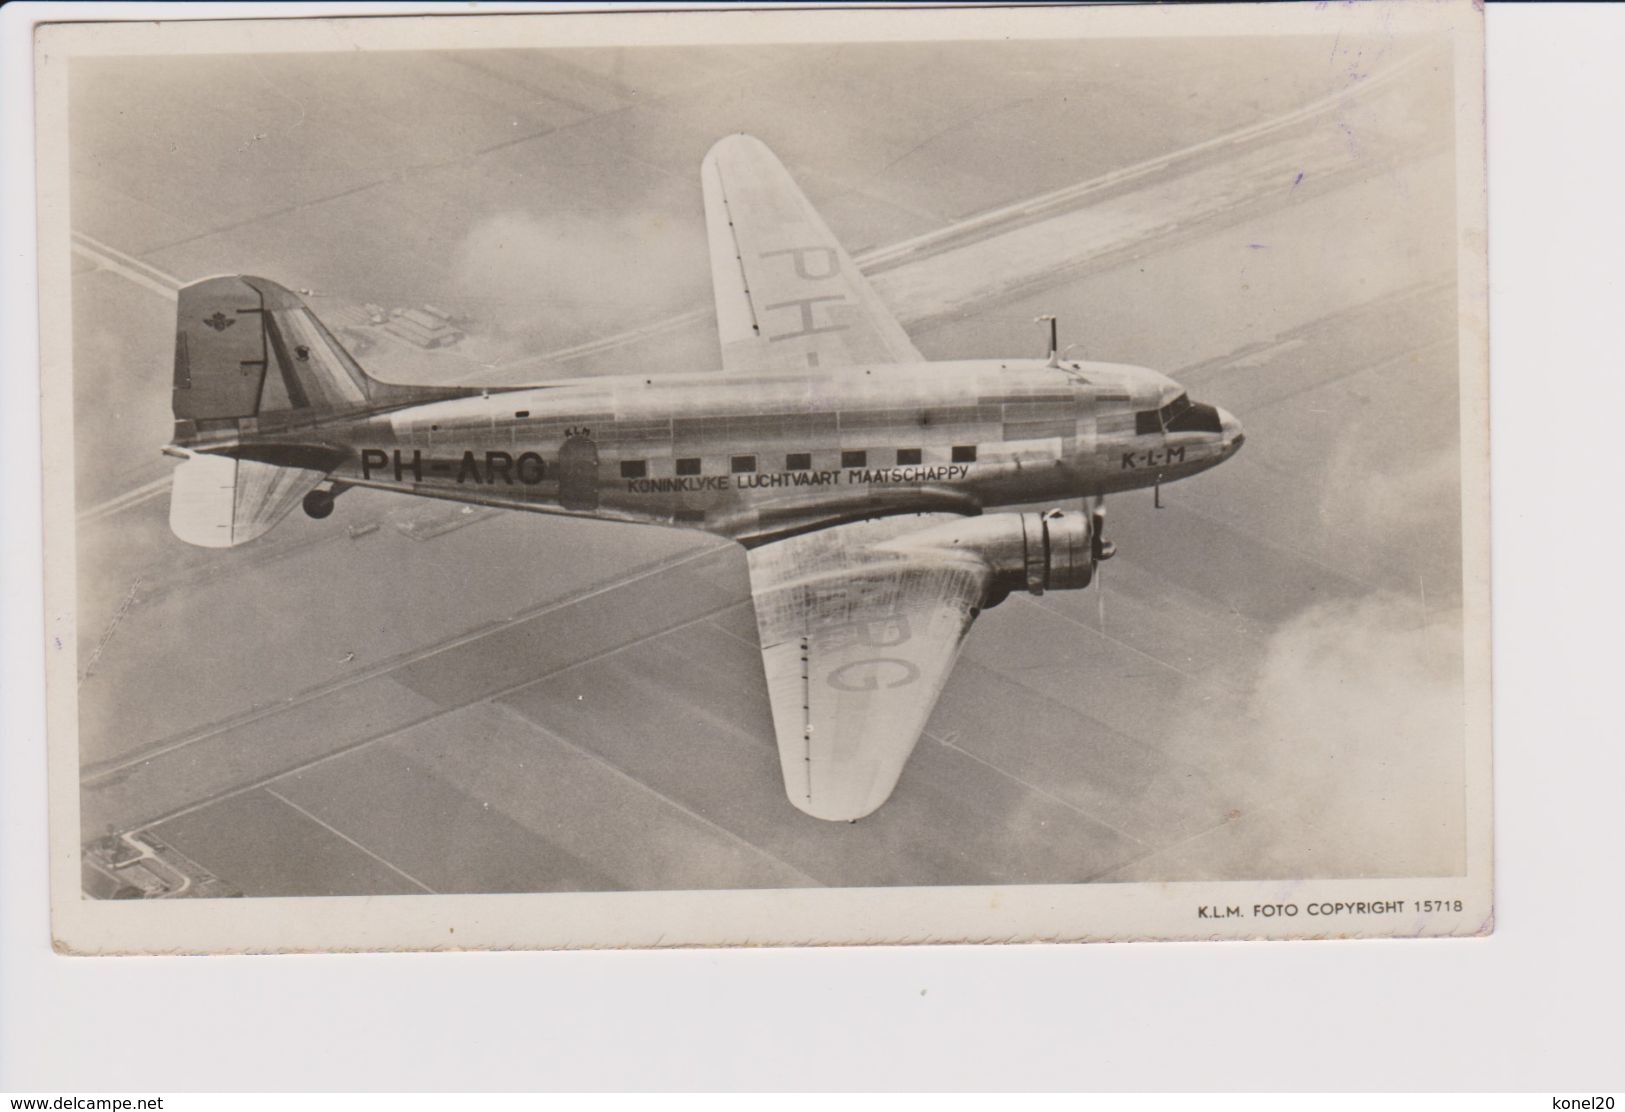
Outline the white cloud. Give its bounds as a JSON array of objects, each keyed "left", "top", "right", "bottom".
[
  {"left": 450, "top": 208, "right": 707, "bottom": 356},
  {"left": 1188, "top": 591, "right": 1468, "bottom": 880}
]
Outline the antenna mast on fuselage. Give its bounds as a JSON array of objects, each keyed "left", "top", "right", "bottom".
[{"left": 1035, "top": 314, "right": 1060, "bottom": 369}]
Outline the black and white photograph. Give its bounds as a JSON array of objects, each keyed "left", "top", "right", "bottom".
[{"left": 37, "top": 1, "right": 1491, "bottom": 952}]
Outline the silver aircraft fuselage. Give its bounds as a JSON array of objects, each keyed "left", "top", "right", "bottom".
[{"left": 214, "top": 357, "right": 1242, "bottom": 545}]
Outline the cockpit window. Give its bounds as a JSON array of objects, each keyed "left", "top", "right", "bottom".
[
  {"left": 1166, "top": 398, "right": 1223, "bottom": 434},
  {"left": 1135, "top": 393, "right": 1188, "bottom": 435},
  {"left": 1135, "top": 392, "right": 1221, "bottom": 435}
]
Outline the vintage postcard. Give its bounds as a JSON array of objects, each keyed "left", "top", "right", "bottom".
[{"left": 38, "top": 1, "right": 1490, "bottom": 953}]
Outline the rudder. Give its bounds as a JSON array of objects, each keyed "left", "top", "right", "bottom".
[{"left": 172, "top": 275, "right": 380, "bottom": 434}]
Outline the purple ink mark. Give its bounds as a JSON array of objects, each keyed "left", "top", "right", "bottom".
[
  {"left": 1292, "top": 171, "right": 1305, "bottom": 190},
  {"left": 1248, "top": 243, "right": 1269, "bottom": 250}
]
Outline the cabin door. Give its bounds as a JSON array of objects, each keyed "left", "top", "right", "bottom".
[{"left": 557, "top": 435, "right": 599, "bottom": 511}]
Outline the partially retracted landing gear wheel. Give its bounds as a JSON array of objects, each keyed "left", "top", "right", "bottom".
[{"left": 303, "top": 489, "right": 336, "bottom": 519}]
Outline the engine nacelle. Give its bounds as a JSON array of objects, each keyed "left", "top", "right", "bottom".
[
  {"left": 882, "top": 509, "right": 1095, "bottom": 599},
  {"left": 1002, "top": 508, "right": 1094, "bottom": 594}
]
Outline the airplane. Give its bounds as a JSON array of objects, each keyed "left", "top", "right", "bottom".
[{"left": 163, "top": 134, "right": 1244, "bottom": 822}]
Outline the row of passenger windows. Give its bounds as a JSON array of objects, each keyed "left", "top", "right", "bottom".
[{"left": 617, "top": 445, "right": 977, "bottom": 480}]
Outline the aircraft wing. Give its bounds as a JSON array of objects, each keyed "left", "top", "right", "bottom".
[
  {"left": 747, "top": 513, "right": 989, "bottom": 821},
  {"left": 702, "top": 133, "right": 924, "bottom": 374}
]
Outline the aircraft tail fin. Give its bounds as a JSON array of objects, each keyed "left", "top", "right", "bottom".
[
  {"left": 172, "top": 275, "right": 381, "bottom": 431},
  {"left": 166, "top": 275, "right": 476, "bottom": 547},
  {"left": 171, "top": 274, "right": 462, "bottom": 436}
]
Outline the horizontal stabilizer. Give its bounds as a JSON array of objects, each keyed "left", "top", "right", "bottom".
[{"left": 169, "top": 453, "right": 326, "bottom": 548}]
